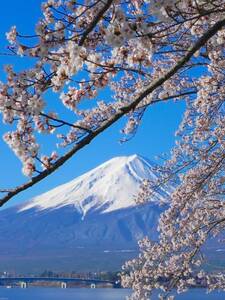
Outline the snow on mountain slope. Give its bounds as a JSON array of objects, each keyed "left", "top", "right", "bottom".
[
  {"left": 0, "top": 154, "right": 173, "bottom": 273},
  {"left": 19, "top": 154, "right": 171, "bottom": 217}
]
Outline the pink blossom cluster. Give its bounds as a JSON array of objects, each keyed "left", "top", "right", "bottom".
[{"left": 121, "top": 2, "right": 225, "bottom": 297}]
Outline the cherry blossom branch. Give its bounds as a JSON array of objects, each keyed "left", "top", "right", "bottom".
[
  {"left": 78, "top": 0, "right": 114, "bottom": 46},
  {"left": 40, "top": 113, "right": 93, "bottom": 133},
  {"left": 138, "top": 89, "right": 197, "bottom": 108},
  {"left": 1, "top": 18, "right": 225, "bottom": 207}
]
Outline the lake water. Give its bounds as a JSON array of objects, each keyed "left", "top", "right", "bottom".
[{"left": 0, "top": 287, "right": 225, "bottom": 299}]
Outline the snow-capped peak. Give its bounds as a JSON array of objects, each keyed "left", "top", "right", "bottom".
[{"left": 19, "top": 154, "right": 170, "bottom": 216}]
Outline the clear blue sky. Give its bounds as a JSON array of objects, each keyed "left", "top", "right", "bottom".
[{"left": 0, "top": 1, "right": 185, "bottom": 208}]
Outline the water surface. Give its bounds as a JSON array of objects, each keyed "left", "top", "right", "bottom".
[{"left": 0, "top": 287, "right": 225, "bottom": 299}]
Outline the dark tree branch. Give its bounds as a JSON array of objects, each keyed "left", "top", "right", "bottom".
[
  {"left": 78, "top": 0, "right": 114, "bottom": 46},
  {"left": 40, "top": 113, "right": 93, "bottom": 133},
  {"left": 138, "top": 90, "right": 197, "bottom": 109}
]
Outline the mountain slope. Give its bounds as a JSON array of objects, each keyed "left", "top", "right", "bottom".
[
  {"left": 19, "top": 154, "right": 171, "bottom": 215},
  {"left": 0, "top": 154, "right": 171, "bottom": 273}
]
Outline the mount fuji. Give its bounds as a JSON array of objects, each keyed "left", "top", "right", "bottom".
[{"left": 0, "top": 155, "right": 172, "bottom": 273}]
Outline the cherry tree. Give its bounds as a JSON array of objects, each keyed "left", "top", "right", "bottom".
[{"left": 0, "top": 0, "right": 225, "bottom": 298}]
